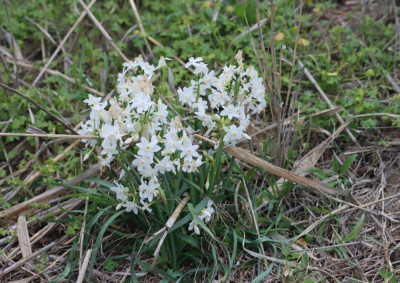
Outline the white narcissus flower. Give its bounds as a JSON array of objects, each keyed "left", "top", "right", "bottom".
[
  {"left": 132, "top": 93, "right": 153, "bottom": 114},
  {"left": 100, "top": 123, "right": 122, "bottom": 144},
  {"left": 180, "top": 140, "right": 199, "bottom": 160},
  {"left": 156, "top": 56, "right": 171, "bottom": 69},
  {"left": 177, "top": 86, "right": 196, "bottom": 107},
  {"left": 223, "top": 125, "right": 247, "bottom": 145},
  {"left": 138, "top": 165, "right": 158, "bottom": 179},
  {"left": 140, "top": 200, "right": 153, "bottom": 213},
  {"left": 98, "top": 156, "right": 113, "bottom": 168},
  {"left": 110, "top": 181, "right": 128, "bottom": 202},
  {"left": 188, "top": 220, "right": 200, "bottom": 235},
  {"left": 189, "top": 156, "right": 203, "bottom": 173},
  {"left": 131, "top": 154, "right": 154, "bottom": 172},
  {"left": 185, "top": 57, "right": 203, "bottom": 68},
  {"left": 156, "top": 155, "right": 176, "bottom": 174},
  {"left": 154, "top": 99, "right": 168, "bottom": 124},
  {"left": 192, "top": 98, "right": 208, "bottom": 111},
  {"left": 139, "top": 177, "right": 160, "bottom": 202},
  {"left": 199, "top": 200, "right": 215, "bottom": 223},
  {"left": 137, "top": 136, "right": 161, "bottom": 159},
  {"left": 123, "top": 201, "right": 140, "bottom": 214},
  {"left": 84, "top": 94, "right": 102, "bottom": 107},
  {"left": 235, "top": 50, "right": 243, "bottom": 65},
  {"left": 195, "top": 108, "right": 215, "bottom": 130},
  {"left": 194, "top": 62, "right": 208, "bottom": 75},
  {"left": 163, "top": 128, "right": 182, "bottom": 154},
  {"left": 209, "top": 89, "right": 230, "bottom": 108},
  {"left": 101, "top": 138, "right": 118, "bottom": 159},
  {"left": 78, "top": 120, "right": 97, "bottom": 147},
  {"left": 220, "top": 104, "right": 240, "bottom": 120}
]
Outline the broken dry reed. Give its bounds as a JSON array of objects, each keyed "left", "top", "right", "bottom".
[
  {"left": 76, "top": 249, "right": 92, "bottom": 283},
  {"left": 16, "top": 215, "right": 32, "bottom": 262},
  {"left": 194, "top": 134, "right": 350, "bottom": 196}
]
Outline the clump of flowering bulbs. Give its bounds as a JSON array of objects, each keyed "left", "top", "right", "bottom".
[{"left": 79, "top": 52, "right": 266, "bottom": 234}]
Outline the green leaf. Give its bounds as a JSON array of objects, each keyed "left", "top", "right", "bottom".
[
  {"left": 251, "top": 263, "right": 274, "bottom": 283},
  {"left": 340, "top": 154, "right": 357, "bottom": 175},
  {"left": 304, "top": 277, "right": 316, "bottom": 283},
  {"left": 87, "top": 210, "right": 125, "bottom": 279},
  {"left": 343, "top": 214, "right": 365, "bottom": 243},
  {"left": 333, "top": 158, "right": 339, "bottom": 173},
  {"left": 104, "top": 258, "right": 119, "bottom": 272},
  {"left": 307, "top": 168, "right": 328, "bottom": 180},
  {"left": 301, "top": 252, "right": 309, "bottom": 269},
  {"left": 378, "top": 270, "right": 399, "bottom": 283}
]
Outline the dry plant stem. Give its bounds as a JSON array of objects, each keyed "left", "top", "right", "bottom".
[
  {"left": 76, "top": 249, "right": 92, "bottom": 283},
  {"left": 242, "top": 179, "right": 268, "bottom": 270},
  {"left": 0, "top": 133, "right": 98, "bottom": 139},
  {"left": 144, "top": 194, "right": 190, "bottom": 243},
  {"left": 3, "top": 0, "right": 20, "bottom": 87},
  {"left": 331, "top": 194, "right": 397, "bottom": 222},
  {"left": 310, "top": 106, "right": 343, "bottom": 119},
  {"left": 385, "top": 72, "right": 400, "bottom": 93},
  {"left": 33, "top": 0, "right": 97, "bottom": 86},
  {"left": 284, "top": 0, "right": 302, "bottom": 106},
  {"left": 290, "top": 49, "right": 358, "bottom": 144},
  {"left": 194, "top": 134, "right": 349, "bottom": 196},
  {"left": 0, "top": 163, "right": 101, "bottom": 218},
  {"left": 254, "top": 1, "right": 273, "bottom": 95},
  {"left": 16, "top": 215, "right": 32, "bottom": 262},
  {"left": 0, "top": 255, "right": 38, "bottom": 279},
  {"left": 228, "top": 18, "right": 268, "bottom": 49},
  {"left": 143, "top": 193, "right": 190, "bottom": 274},
  {"left": 268, "top": 0, "right": 280, "bottom": 102},
  {"left": 0, "top": 82, "right": 77, "bottom": 134},
  {"left": 78, "top": 0, "right": 129, "bottom": 63},
  {"left": 294, "top": 241, "right": 367, "bottom": 252},
  {"left": 2, "top": 242, "right": 56, "bottom": 275},
  {"left": 5, "top": 58, "right": 104, "bottom": 96},
  {"left": 79, "top": 196, "right": 89, "bottom": 272},
  {"left": 271, "top": 232, "right": 318, "bottom": 261},
  {"left": 128, "top": 0, "right": 154, "bottom": 58},
  {"left": 25, "top": 16, "right": 56, "bottom": 45}
]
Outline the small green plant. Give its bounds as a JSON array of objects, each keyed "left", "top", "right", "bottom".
[{"left": 378, "top": 269, "right": 399, "bottom": 283}]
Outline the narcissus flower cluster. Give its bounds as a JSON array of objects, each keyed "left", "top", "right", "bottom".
[{"left": 79, "top": 51, "right": 267, "bottom": 234}]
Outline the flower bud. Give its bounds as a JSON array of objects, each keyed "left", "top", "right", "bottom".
[{"left": 83, "top": 153, "right": 90, "bottom": 161}]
